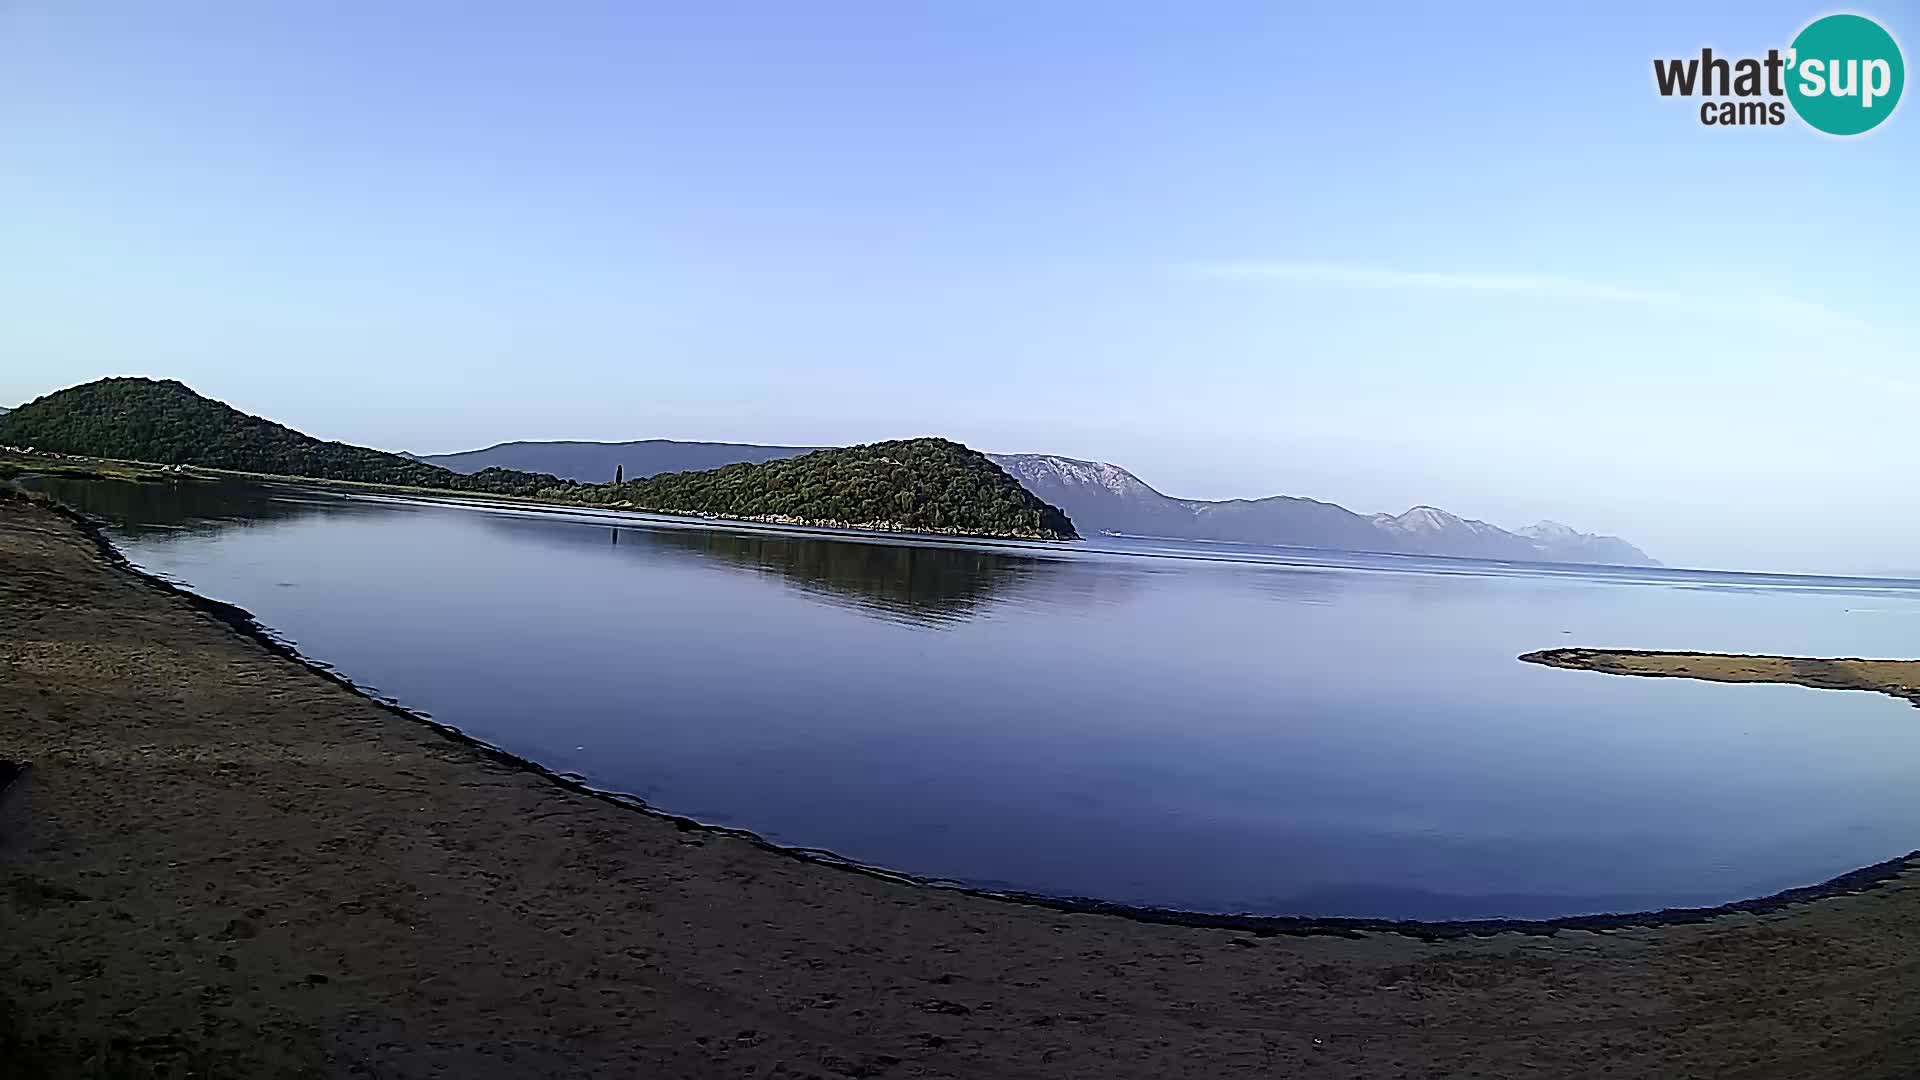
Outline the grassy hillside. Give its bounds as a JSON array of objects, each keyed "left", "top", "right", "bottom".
[
  {"left": 565, "top": 438, "right": 1078, "bottom": 539},
  {"left": 0, "top": 378, "right": 565, "bottom": 496}
]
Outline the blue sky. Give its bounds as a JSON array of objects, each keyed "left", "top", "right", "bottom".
[{"left": 2, "top": 2, "right": 1916, "bottom": 573}]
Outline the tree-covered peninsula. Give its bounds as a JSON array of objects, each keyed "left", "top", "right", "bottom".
[
  {"left": 562, "top": 438, "right": 1078, "bottom": 540},
  {"left": 0, "top": 379, "right": 1078, "bottom": 540},
  {"left": 0, "top": 378, "right": 565, "bottom": 496}
]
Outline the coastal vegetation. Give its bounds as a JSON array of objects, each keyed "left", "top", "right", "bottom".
[
  {"left": 1, "top": 378, "right": 1078, "bottom": 540},
  {"left": 0, "top": 448, "right": 178, "bottom": 485},
  {"left": 562, "top": 438, "right": 1078, "bottom": 540},
  {"left": 416, "top": 439, "right": 1655, "bottom": 565},
  {"left": 0, "top": 378, "right": 566, "bottom": 497}
]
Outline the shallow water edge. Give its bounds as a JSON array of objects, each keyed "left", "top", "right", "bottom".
[{"left": 12, "top": 485, "right": 1920, "bottom": 941}]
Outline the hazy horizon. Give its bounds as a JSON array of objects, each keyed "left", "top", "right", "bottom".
[
  {"left": 0, "top": 368, "right": 1884, "bottom": 577},
  {"left": 5, "top": 3, "right": 1916, "bottom": 576}
]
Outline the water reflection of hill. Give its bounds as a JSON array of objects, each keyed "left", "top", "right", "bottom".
[
  {"left": 19, "top": 477, "right": 331, "bottom": 540},
  {"left": 605, "top": 521, "right": 1050, "bottom": 626},
  {"left": 29, "top": 477, "right": 1094, "bottom": 626}
]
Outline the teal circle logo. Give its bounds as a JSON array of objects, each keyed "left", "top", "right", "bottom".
[{"left": 1787, "top": 14, "right": 1904, "bottom": 135}]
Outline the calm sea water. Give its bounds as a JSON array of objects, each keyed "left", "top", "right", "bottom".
[{"left": 33, "top": 478, "right": 1920, "bottom": 920}]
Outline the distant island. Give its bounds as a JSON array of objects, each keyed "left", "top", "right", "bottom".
[
  {"left": 0, "top": 379, "right": 1077, "bottom": 541},
  {"left": 418, "top": 440, "right": 1656, "bottom": 567}
]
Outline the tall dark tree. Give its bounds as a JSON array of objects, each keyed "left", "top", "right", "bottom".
[{"left": 614, "top": 463, "right": 623, "bottom": 485}]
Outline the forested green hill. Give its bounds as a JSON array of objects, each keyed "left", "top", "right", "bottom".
[
  {"left": 1, "top": 379, "right": 1077, "bottom": 539},
  {"left": 562, "top": 438, "right": 1077, "bottom": 539},
  {"left": 0, "top": 378, "right": 564, "bottom": 496}
]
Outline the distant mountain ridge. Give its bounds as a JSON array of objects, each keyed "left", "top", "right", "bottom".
[
  {"left": 418, "top": 439, "right": 816, "bottom": 482},
  {"left": 413, "top": 438, "right": 1655, "bottom": 565},
  {"left": 993, "top": 453, "right": 1655, "bottom": 566}
]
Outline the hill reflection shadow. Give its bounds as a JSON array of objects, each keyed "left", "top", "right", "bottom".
[
  {"left": 611, "top": 524, "right": 1052, "bottom": 626},
  {"left": 30, "top": 476, "right": 1103, "bottom": 627},
  {"left": 19, "top": 477, "right": 334, "bottom": 540}
]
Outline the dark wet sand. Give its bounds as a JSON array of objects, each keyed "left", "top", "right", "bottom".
[{"left": 7, "top": 495, "right": 1920, "bottom": 1078}]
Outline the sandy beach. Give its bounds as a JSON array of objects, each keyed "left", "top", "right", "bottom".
[
  {"left": 6, "top": 493, "right": 1920, "bottom": 1078},
  {"left": 1523, "top": 647, "right": 1920, "bottom": 704}
]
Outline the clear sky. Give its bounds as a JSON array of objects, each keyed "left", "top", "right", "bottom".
[{"left": 3, "top": 3, "right": 1916, "bottom": 575}]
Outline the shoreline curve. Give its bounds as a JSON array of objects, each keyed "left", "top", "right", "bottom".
[{"left": 18, "top": 486, "right": 1920, "bottom": 942}]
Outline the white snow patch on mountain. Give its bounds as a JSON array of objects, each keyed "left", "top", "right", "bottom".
[{"left": 988, "top": 454, "right": 1147, "bottom": 496}]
